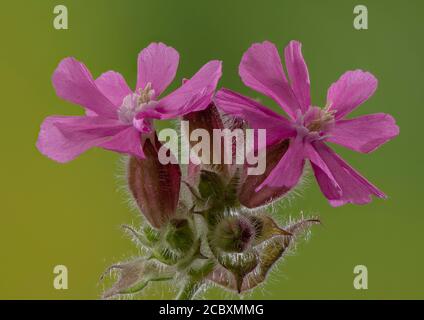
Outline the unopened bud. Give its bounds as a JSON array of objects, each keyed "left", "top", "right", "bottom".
[
  {"left": 127, "top": 134, "right": 181, "bottom": 228},
  {"left": 213, "top": 215, "right": 255, "bottom": 253},
  {"left": 183, "top": 104, "right": 231, "bottom": 177}
]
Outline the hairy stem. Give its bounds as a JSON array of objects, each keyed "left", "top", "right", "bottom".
[{"left": 176, "top": 279, "right": 204, "bottom": 300}]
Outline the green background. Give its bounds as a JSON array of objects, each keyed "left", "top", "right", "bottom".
[{"left": 0, "top": 0, "right": 422, "bottom": 299}]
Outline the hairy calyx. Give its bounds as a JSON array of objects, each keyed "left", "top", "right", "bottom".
[{"left": 103, "top": 166, "right": 318, "bottom": 299}]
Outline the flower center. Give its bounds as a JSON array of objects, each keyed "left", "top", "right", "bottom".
[
  {"left": 306, "top": 107, "right": 335, "bottom": 132},
  {"left": 118, "top": 82, "right": 155, "bottom": 124},
  {"left": 295, "top": 106, "right": 335, "bottom": 141}
]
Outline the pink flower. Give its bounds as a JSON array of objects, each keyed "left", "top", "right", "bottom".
[
  {"left": 37, "top": 42, "right": 222, "bottom": 162},
  {"left": 215, "top": 41, "right": 399, "bottom": 206}
]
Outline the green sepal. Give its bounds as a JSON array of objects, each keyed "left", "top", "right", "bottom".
[{"left": 165, "top": 218, "right": 194, "bottom": 253}]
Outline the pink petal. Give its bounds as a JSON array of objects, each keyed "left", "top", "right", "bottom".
[
  {"left": 239, "top": 139, "right": 292, "bottom": 208},
  {"left": 284, "top": 41, "right": 311, "bottom": 112},
  {"left": 327, "top": 113, "right": 399, "bottom": 153},
  {"left": 305, "top": 143, "right": 342, "bottom": 201},
  {"left": 52, "top": 58, "right": 118, "bottom": 118},
  {"left": 99, "top": 127, "right": 144, "bottom": 158},
  {"left": 239, "top": 41, "right": 301, "bottom": 119},
  {"left": 257, "top": 135, "right": 306, "bottom": 191},
  {"left": 133, "top": 102, "right": 163, "bottom": 133},
  {"left": 134, "top": 102, "right": 163, "bottom": 122},
  {"left": 313, "top": 142, "right": 386, "bottom": 206},
  {"left": 36, "top": 116, "right": 128, "bottom": 163},
  {"left": 215, "top": 88, "right": 295, "bottom": 146},
  {"left": 95, "top": 71, "right": 132, "bottom": 107},
  {"left": 327, "top": 70, "right": 378, "bottom": 119},
  {"left": 85, "top": 109, "right": 97, "bottom": 117},
  {"left": 136, "top": 42, "right": 179, "bottom": 98},
  {"left": 154, "top": 60, "right": 222, "bottom": 118}
]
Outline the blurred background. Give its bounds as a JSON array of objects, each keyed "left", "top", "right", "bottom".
[{"left": 0, "top": 0, "right": 422, "bottom": 299}]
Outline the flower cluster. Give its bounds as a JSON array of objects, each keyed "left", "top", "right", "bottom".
[{"left": 37, "top": 41, "right": 398, "bottom": 299}]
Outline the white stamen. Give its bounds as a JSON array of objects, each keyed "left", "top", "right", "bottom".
[{"left": 118, "top": 82, "right": 155, "bottom": 124}]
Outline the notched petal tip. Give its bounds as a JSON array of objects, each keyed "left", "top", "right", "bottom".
[
  {"left": 51, "top": 57, "right": 118, "bottom": 118},
  {"left": 37, "top": 115, "right": 127, "bottom": 163},
  {"left": 239, "top": 40, "right": 301, "bottom": 119},
  {"left": 137, "top": 42, "right": 180, "bottom": 98},
  {"left": 327, "top": 69, "right": 378, "bottom": 119},
  {"left": 154, "top": 59, "right": 222, "bottom": 118}
]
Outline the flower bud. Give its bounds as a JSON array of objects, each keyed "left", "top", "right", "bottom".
[
  {"left": 208, "top": 217, "right": 319, "bottom": 293},
  {"left": 213, "top": 215, "right": 255, "bottom": 253},
  {"left": 183, "top": 104, "right": 231, "bottom": 177},
  {"left": 127, "top": 134, "right": 181, "bottom": 228}
]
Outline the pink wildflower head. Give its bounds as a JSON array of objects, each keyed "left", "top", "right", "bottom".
[
  {"left": 215, "top": 40, "right": 399, "bottom": 206},
  {"left": 37, "top": 42, "right": 222, "bottom": 162}
]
